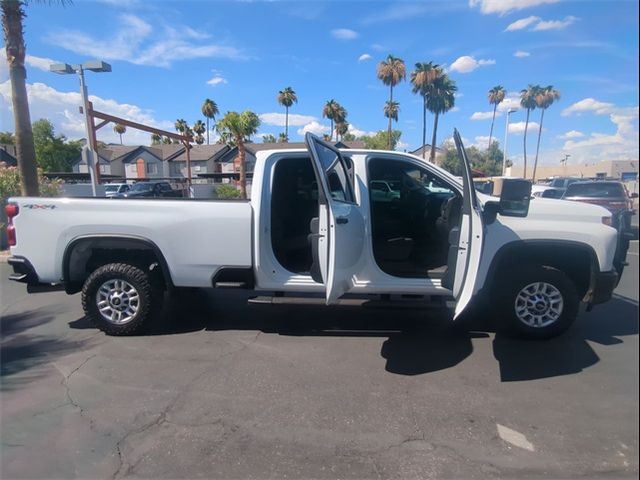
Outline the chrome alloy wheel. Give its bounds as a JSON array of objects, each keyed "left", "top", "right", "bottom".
[
  {"left": 514, "top": 282, "right": 564, "bottom": 328},
  {"left": 96, "top": 279, "right": 140, "bottom": 325}
]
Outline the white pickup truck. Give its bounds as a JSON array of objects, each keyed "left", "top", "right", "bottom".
[{"left": 6, "top": 132, "right": 623, "bottom": 339}]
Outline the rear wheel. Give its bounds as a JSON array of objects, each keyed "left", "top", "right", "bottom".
[
  {"left": 495, "top": 265, "right": 579, "bottom": 339},
  {"left": 81, "top": 263, "right": 159, "bottom": 335}
]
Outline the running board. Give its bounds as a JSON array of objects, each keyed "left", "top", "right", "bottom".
[
  {"left": 215, "top": 281, "right": 247, "bottom": 289},
  {"left": 248, "top": 295, "right": 450, "bottom": 309}
]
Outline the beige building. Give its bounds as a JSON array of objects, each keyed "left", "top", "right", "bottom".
[{"left": 508, "top": 160, "right": 638, "bottom": 183}]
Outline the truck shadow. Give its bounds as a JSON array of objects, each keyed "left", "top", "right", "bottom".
[{"left": 68, "top": 290, "right": 638, "bottom": 381}]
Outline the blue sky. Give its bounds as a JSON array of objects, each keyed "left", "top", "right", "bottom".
[{"left": 0, "top": 0, "right": 638, "bottom": 166}]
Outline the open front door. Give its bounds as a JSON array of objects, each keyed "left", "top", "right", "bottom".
[
  {"left": 447, "top": 129, "right": 485, "bottom": 319},
  {"left": 305, "top": 133, "right": 365, "bottom": 304}
]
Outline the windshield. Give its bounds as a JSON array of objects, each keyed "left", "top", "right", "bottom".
[
  {"left": 104, "top": 185, "right": 120, "bottom": 193},
  {"left": 565, "top": 182, "right": 626, "bottom": 198},
  {"left": 130, "top": 183, "right": 154, "bottom": 192}
]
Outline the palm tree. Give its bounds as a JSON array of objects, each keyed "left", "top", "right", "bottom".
[
  {"left": 201, "top": 98, "right": 219, "bottom": 145},
  {"left": 263, "top": 134, "right": 277, "bottom": 143},
  {"left": 192, "top": 120, "right": 206, "bottom": 137},
  {"left": 216, "top": 110, "right": 261, "bottom": 199},
  {"left": 425, "top": 74, "right": 457, "bottom": 163},
  {"left": 383, "top": 100, "right": 400, "bottom": 131},
  {"left": 150, "top": 133, "right": 162, "bottom": 145},
  {"left": 175, "top": 118, "right": 188, "bottom": 134},
  {"left": 487, "top": 85, "right": 506, "bottom": 150},
  {"left": 195, "top": 135, "right": 205, "bottom": 145},
  {"left": 410, "top": 61, "right": 441, "bottom": 158},
  {"left": 277, "top": 87, "right": 297, "bottom": 141},
  {"left": 520, "top": 84, "right": 540, "bottom": 179},
  {"left": 532, "top": 85, "right": 560, "bottom": 180},
  {"left": 2, "top": 0, "right": 39, "bottom": 195},
  {"left": 336, "top": 122, "right": 349, "bottom": 141},
  {"left": 113, "top": 123, "right": 126, "bottom": 144},
  {"left": 162, "top": 136, "right": 172, "bottom": 145},
  {"left": 277, "top": 132, "right": 288, "bottom": 143},
  {"left": 377, "top": 54, "right": 406, "bottom": 148},
  {"left": 322, "top": 99, "right": 340, "bottom": 141}
]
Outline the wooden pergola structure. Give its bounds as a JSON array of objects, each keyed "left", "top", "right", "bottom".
[{"left": 84, "top": 102, "right": 193, "bottom": 188}]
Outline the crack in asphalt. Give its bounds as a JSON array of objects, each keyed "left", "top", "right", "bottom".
[
  {"left": 59, "top": 354, "right": 98, "bottom": 424},
  {"left": 111, "top": 332, "right": 261, "bottom": 479}
]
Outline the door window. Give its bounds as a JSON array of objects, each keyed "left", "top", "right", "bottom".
[{"left": 308, "top": 142, "right": 355, "bottom": 204}]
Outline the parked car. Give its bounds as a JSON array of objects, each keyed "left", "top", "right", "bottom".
[
  {"left": 6, "top": 131, "right": 623, "bottom": 340},
  {"left": 104, "top": 183, "right": 130, "bottom": 198},
  {"left": 370, "top": 180, "right": 401, "bottom": 203},
  {"left": 115, "top": 181, "right": 183, "bottom": 198},
  {"left": 531, "top": 185, "right": 564, "bottom": 199},
  {"left": 545, "top": 177, "right": 583, "bottom": 197}
]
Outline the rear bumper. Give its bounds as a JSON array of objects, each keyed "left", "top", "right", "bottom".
[
  {"left": 588, "top": 269, "right": 619, "bottom": 305},
  {"left": 8, "top": 256, "right": 64, "bottom": 293}
]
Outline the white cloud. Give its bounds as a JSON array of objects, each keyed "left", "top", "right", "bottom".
[
  {"left": 497, "top": 92, "right": 522, "bottom": 112},
  {"left": 347, "top": 124, "right": 376, "bottom": 138},
  {"left": 509, "top": 121, "right": 540, "bottom": 134},
  {"left": 505, "top": 16, "right": 540, "bottom": 31},
  {"left": 206, "top": 75, "right": 228, "bottom": 86},
  {"left": 0, "top": 80, "right": 174, "bottom": 145},
  {"left": 471, "top": 111, "right": 502, "bottom": 120},
  {"left": 331, "top": 28, "right": 358, "bottom": 40},
  {"left": 260, "top": 113, "right": 317, "bottom": 127},
  {"left": 513, "top": 50, "right": 530, "bottom": 58},
  {"left": 557, "top": 130, "right": 585, "bottom": 139},
  {"left": 46, "top": 14, "right": 245, "bottom": 68},
  {"left": 449, "top": 55, "right": 495, "bottom": 73},
  {"left": 469, "top": 0, "right": 559, "bottom": 15},
  {"left": 396, "top": 141, "right": 410, "bottom": 151},
  {"left": 358, "top": 53, "right": 373, "bottom": 62},
  {"left": 533, "top": 16, "right": 577, "bottom": 31},
  {"left": 561, "top": 98, "right": 615, "bottom": 116},
  {"left": 473, "top": 135, "right": 492, "bottom": 149},
  {"left": 505, "top": 15, "right": 577, "bottom": 32},
  {"left": 297, "top": 121, "right": 329, "bottom": 136},
  {"left": 25, "top": 54, "right": 61, "bottom": 71}
]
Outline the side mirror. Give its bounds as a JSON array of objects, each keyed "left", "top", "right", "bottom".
[
  {"left": 630, "top": 192, "right": 639, "bottom": 199},
  {"left": 499, "top": 179, "right": 532, "bottom": 217}
]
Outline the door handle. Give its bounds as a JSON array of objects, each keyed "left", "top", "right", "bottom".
[{"left": 336, "top": 217, "right": 349, "bottom": 225}]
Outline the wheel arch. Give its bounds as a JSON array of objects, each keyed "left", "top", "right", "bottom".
[
  {"left": 481, "top": 240, "right": 599, "bottom": 302},
  {"left": 62, "top": 234, "right": 174, "bottom": 294}
]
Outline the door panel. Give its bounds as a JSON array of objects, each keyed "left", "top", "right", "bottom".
[{"left": 305, "top": 133, "right": 365, "bottom": 304}]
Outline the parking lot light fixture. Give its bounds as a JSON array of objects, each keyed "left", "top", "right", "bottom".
[{"left": 49, "top": 60, "right": 112, "bottom": 196}]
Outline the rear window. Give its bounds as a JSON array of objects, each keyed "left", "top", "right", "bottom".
[{"left": 565, "top": 182, "right": 625, "bottom": 198}]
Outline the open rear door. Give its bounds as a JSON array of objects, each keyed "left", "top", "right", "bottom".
[
  {"left": 305, "top": 133, "right": 365, "bottom": 304},
  {"left": 447, "top": 129, "right": 485, "bottom": 319}
]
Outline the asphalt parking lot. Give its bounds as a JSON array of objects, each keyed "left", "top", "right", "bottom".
[{"left": 1, "top": 242, "right": 638, "bottom": 479}]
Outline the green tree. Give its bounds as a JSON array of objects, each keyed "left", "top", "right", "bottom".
[
  {"left": 425, "top": 74, "right": 457, "bottom": 163},
  {"left": 32, "top": 119, "right": 81, "bottom": 172},
  {"left": 377, "top": 54, "right": 406, "bottom": 148},
  {"left": 262, "top": 134, "right": 277, "bottom": 143},
  {"left": 520, "top": 84, "right": 540, "bottom": 179},
  {"left": 162, "top": 136, "right": 172, "bottom": 145},
  {"left": 532, "top": 85, "right": 560, "bottom": 180},
  {"left": 277, "top": 132, "right": 288, "bottom": 143},
  {"left": 2, "top": 0, "right": 39, "bottom": 195},
  {"left": 216, "top": 110, "right": 260, "bottom": 199},
  {"left": 342, "top": 132, "right": 356, "bottom": 142},
  {"left": 361, "top": 130, "right": 402, "bottom": 150},
  {"left": 277, "top": 87, "right": 297, "bottom": 141},
  {"left": 440, "top": 142, "right": 504, "bottom": 177},
  {"left": 150, "top": 133, "right": 162, "bottom": 145},
  {"left": 322, "top": 99, "right": 340, "bottom": 141},
  {"left": 215, "top": 183, "right": 241, "bottom": 199},
  {"left": 201, "top": 98, "right": 219, "bottom": 145},
  {"left": 410, "top": 61, "right": 441, "bottom": 159},
  {"left": 487, "top": 85, "right": 506, "bottom": 150},
  {"left": 335, "top": 122, "right": 349, "bottom": 141},
  {"left": 383, "top": 100, "right": 400, "bottom": 130},
  {"left": 113, "top": 123, "right": 126, "bottom": 144},
  {"left": 0, "top": 131, "right": 15, "bottom": 144}
]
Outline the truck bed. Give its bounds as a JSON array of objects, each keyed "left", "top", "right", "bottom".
[{"left": 8, "top": 197, "right": 254, "bottom": 287}]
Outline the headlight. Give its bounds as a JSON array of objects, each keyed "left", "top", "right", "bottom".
[{"left": 602, "top": 216, "right": 613, "bottom": 227}]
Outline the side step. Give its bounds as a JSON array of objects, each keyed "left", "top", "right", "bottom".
[{"left": 248, "top": 295, "right": 449, "bottom": 309}]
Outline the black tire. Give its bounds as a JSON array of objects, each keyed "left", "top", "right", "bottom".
[
  {"left": 494, "top": 265, "right": 579, "bottom": 340},
  {"left": 81, "top": 263, "right": 159, "bottom": 335}
]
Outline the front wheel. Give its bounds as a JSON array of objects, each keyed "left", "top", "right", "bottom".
[
  {"left": 81, "top": 263, "right": 159, "bottom": 335},
  {"left": 495, "top": 265, "right": 579, "bottom": 339}
]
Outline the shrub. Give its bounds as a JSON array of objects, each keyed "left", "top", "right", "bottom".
[
  {"left": 215, "top": 184, "right": 241, "bottom": 199},
  {"left": 0, "top": 164, "right": 62, "bottom": 201}
]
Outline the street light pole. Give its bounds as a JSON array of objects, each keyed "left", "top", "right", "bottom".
[
  {"left": 50, "top": 60, "right": 111, "bottom": 196},
  {"left": 502, "top": 109, "right": 517, "bottom": 176}
]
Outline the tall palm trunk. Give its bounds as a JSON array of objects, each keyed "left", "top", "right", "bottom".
[
  {"left": 532, "top": 108, "right": 545, "bottom": 181},
  {"left": 285, "top": 105, "right": 289, "bottom": 140},
  {"left": 429, "top": 112, "right": 439, "bottom": 163},
  {"left": 119, "top": 133, "right": 123, "bottom": 145},
  {"left": 237, "top": 138, "right": 247, "bottom": 199},
  {"left": 388, "top": 85, "right": 393, "bottom": 149},
  {"left": 330, "top": 119, "right": 334, "bottom": 141},
  {"left": 206, "top": 117, "right": 210, "bottom": 145},
  {"left": 2, "top": 0, "right": 39, "bottom": 196},
  {"left": 523, "top": 108, "right": 530, "bottom": 179},
  {"left": 421, "top": 97, "right": 427, "bottom": 159},
  {"left": 488, "top": 103, "right": 497, "bottom": 150}
]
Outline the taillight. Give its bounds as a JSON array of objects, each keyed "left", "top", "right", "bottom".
[{"left": 5, "top": 203, "right": 18, "bottom": 247}]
